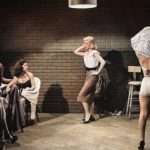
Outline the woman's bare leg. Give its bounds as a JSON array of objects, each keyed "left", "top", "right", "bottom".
[
  {"left": 139, "top": 95, "right": 149, "bottom": 142},
  {"left": 90, "top": 102, "right": 95, "bottom": 117},
  {"left": 78, "top": 77, "right": 97, "bottom": 122},
  {"left": 82, "top": 102, "right": 90, "bottom": 121},
  {"left": 19, "top": 97, "right": 26, "bottom": 125},
  {"left": 30, "top": 103, "right": 36, "bottom": 120}
]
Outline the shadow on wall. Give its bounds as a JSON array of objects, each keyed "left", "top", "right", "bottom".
[
  {"left": 103, "top": 50, "right": 128, "bottom": 113},
  {"left": 42, "top": 84, "right": 69, "bottom": 113}
]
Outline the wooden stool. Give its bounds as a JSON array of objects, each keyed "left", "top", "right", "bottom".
[
  {"left": 126, "top": 66, "right": 141, "bottom": 118},
  {"left": 126, "top": 81, "right": 141, "bottom": 118}
]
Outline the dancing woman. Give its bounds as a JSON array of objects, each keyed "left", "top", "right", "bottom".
[{"left": 74, "top": 36, "right": 105, "bottom": 123}]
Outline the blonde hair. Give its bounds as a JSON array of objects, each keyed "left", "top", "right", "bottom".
[{"left": 83, "top": 36, "right": 97, "bottom": 50}]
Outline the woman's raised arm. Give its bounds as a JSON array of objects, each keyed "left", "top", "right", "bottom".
[{"left": 74, "top": 45, "right": 86, "bottom": 56}]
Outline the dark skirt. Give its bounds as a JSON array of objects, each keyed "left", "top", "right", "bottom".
[
  {"left": 6, "top": 85, "right": 23, "bottom": 132},
  {"left": 77, "top": 71, "right": 98, "bottom": 104},
  {"left": 0, "top": 91, "right": 21, "bottom": 146}
]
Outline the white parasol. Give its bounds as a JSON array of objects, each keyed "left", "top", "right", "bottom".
[{"left": 131, "top": 26, "right": 150, "bottom": 57}]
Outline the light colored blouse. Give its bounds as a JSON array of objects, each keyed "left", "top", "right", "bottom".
[{"left": 84, "top": 50, "right": 100, "bottom": 68}]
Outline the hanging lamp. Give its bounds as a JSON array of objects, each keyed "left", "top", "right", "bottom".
[{"left": 69, "top": 0, "right": 97, "bottom": 9}]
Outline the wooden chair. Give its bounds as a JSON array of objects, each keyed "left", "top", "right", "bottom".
[{"left": 126, "top": 66, "right": 141, "bottom": 118}]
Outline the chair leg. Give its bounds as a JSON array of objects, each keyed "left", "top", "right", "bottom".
[
  {"left": 36, "top": 111, "right": 39, "bottom": 122},
  {"left": 26, "top": 105, "right": 29, "bottom": 123},
  {"left": 129, "top": 85, "right": 133, "bottom": 119},
  {"left": 126, "top": 85, "right": 131, "bottom": 116},
  {"left": 21, "top": 128, "right": 24, "bottom": 133}
]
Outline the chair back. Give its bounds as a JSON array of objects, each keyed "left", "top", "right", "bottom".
[
  {"left": 34, "top": 77, "right": 41, "bottom": 91},
  {"left": 128, "top": 66, "right": 141, "bottom": 81}
]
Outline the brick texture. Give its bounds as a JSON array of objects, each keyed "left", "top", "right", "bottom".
[
  {"left": 0, "top": 0, "right": 149, "bottom": 112},
  {"left": 0, "top": 51, "right": 139, "bottom": 112}
]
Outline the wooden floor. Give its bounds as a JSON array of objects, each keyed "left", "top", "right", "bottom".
[{"left": 6, "top": 113, "right": 150, "bottom": 150}]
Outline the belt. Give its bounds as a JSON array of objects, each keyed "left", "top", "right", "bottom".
[{"left": 85, "top": 67, "right": 97, "bottom": 71}]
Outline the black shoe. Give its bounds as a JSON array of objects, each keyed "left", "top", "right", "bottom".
[
  {"left": 82, "top": 118, "right": 85, "bottom": 121},
  {"left": 27, "top": 119, "right": 36, "bottom": 126},
  {"left": 83, "top": 120, "right": 90, "bottom": 124},
  {"left": 83, "top": 116, "right": 91, "bottom": 123},
  {"left": 0, "top": 140, "right": 6, "bottom": 149},
  {"left": 138, "top": 140, "right": 145, "bottom": 150},
  {"left": 10, "top": 135, "right": 18, "bottom": 144},
  {"left": 82, "top": 116, "right": 95, "bottom": 121},
  {"left": 90, "top": 116, "right": 95, "bottom": 121}
]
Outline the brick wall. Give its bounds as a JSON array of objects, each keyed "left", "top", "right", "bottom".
[
  {"left": 0, "top": 0, "right": 150, "bottom": 112},
  {"left": 0, "top": 51, "right": 140, "bottom": 113}
]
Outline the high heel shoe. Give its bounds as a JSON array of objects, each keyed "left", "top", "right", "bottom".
[
  {"left": 83, "top": 120, "right": 90, "bottom": 124},
  {"left": 83, "top": 119, "right": 90, "bottom": 124},
  {"left": 83, "top": 115, "right": 91, "bottom": 124},
  {"left": 10, "top": 135, "right": 18, "bottom": 144},
  {"left": 90, "top": 116, "right": 95, "bottom": 121},
  {"left": 0, "top": 140, "right": 6, "bottom": 149},
  {"left": 82, "top": 116, "right": 95, "bottom": 122},
  {"left": 138, "top": 140, "right": 145, "bottom": 150},
  {"left": 26, "top": 119, "right": 36, "bottom": 126}
]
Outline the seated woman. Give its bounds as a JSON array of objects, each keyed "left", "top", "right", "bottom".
[
  {"left": 0, "top": 63, "right": 18, "bottom": 147},
  {"left": 6, "top": 59, "right": 36, "bottom": 126}
]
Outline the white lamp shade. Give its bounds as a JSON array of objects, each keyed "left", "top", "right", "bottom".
[{"left": 69, "top": 0, "right": 97, "bottom": 9}]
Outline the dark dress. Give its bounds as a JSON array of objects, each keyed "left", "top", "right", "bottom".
[
  {"left": 16, "top": 79, "right": 32, "bottom": 126},
  {"left": 17, "top": 80, "right": 31, "bottom": 92},
  {"left": 6, "top": 85, "right": 22, "bottom": 132},
  {"left": 0, "top": 74, "right": 32, "bottom": 147},
  {"left": 0, "top": 77, "right": 31, "bottom": 147},
  {"left": 16, "top": 72, "right": 32, "bottom": 90},
  {"left": 0, "top": 85, "right": 21, "bottom": 147}
]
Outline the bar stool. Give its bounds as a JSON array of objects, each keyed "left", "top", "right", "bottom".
[{"left": 126, "top": 66, "right": 141, "bottom": 118}]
